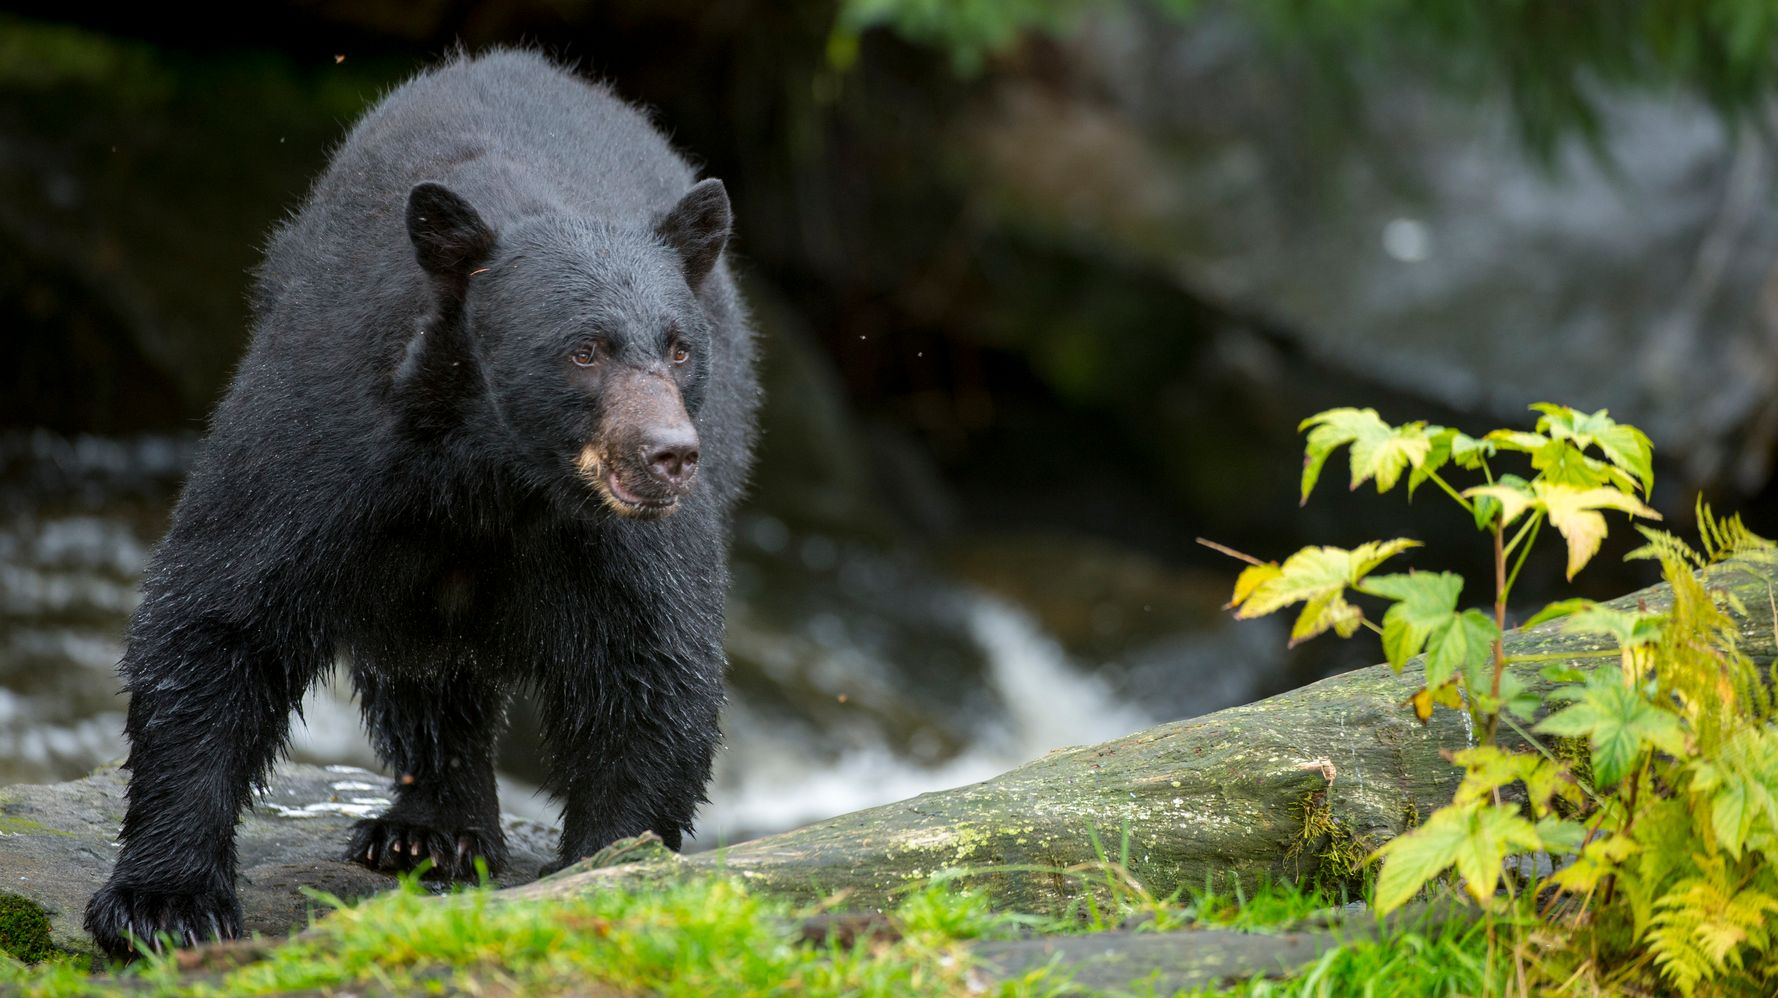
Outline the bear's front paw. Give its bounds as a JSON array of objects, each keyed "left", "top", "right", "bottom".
[
  {"left": 346, "top": 817, "right": 505, "bottom": 880},
  {"left": 84, "top": 881, "right": 242, "bottom": 958}
]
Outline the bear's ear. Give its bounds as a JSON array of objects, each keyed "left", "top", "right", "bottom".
[
  {"left": 407, "top": 182, "right": 495, "bottom": 282},
  {"left": 654, "top": 178, "right": 731, "bottom": 289}
]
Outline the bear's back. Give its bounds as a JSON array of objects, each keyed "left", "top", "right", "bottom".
[{"left": 252, "top": 51, "right": 696, "bottom": 350}]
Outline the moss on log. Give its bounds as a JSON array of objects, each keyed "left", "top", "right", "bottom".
[{"left": 512, "top": 564, "right": 1777, "bottom": 915}]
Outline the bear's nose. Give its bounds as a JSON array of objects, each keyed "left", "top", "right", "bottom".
[{"left": 644, "top": 430, "right": 700, "bottom": 488}]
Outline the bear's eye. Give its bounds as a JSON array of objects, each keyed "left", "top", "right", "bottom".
[
  {"left": 671, "top": 342, "right": 691, "bottom": 365},
  {"left": 570, "top": 341, "right": 602, "bottom": 368}
]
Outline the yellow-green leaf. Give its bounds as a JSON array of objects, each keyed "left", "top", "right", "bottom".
[
  {"left": 1230, "top": 540, "right": 1420, "bottom": 642},
  {"left": 1226, "top": 562, "right": 1281, "bottom": 610},
  {"left": 1451, "top": 746, "right": 1578, "bottom": 818},
  {"left": 1531, "top": 403, "right": 1655, "bottom": 495},
  {"left": 1290, "top": 591, "right": 1364, "bottom": 646},
  {"left": 1405, "top": 682, "right": 1462, "bottom": 725},
  {"left": 1373, "top": 799, "right": 1541, "bottom": 913},
  {"left": 1537, "top": 482, "right": 1661, "bottom": 579},
  {"left": 1557, "top": 603, "right": 1664, "bottom": 649},
  {"left": 1464, "top": 482, "right": 1537, "bottom": 527},
  {"left": 1549, "top": 833, "right": 1639, "bottom": 895},
  {"left": 1299, "top": 408, "right": 1433, "bottom": 504},
  {"left": 1484, "top": 429, "right": 1550, "bottom": 455},
  {"left": 1464, "top": 481, "right": 1659, "bottom": 576}
]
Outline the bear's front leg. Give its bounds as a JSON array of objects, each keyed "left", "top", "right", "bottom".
[
  {"left": 536, "top": 662, "right": 723, "bottom": 876},
  {"left": 345, "top": 667, "right": 509, "bottom": 881},
  {"left": 85, "top": 623, "right": 316, "bottom": 957}
]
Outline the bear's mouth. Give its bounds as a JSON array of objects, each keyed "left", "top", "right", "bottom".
[
  {"left": 575, "top": 443, "right": 684, "bottom": 520},
  {"left": 599, "top": 468, "right": 680, "bottom": 519}
]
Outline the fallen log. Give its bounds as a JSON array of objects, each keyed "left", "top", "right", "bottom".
[{"left": 514, "top": 562, "right": 1778, "bottom": 914}]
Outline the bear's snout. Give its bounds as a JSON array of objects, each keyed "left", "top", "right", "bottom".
[
  {"left": 584, "top": 369, "right": 700, "bottom": 519},
  {"left": 644, "top": 428, "right": 700, "bottom": 490}
]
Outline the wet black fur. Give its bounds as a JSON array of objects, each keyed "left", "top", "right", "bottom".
[{"left": 83, "top": 51, "right": 758, "bottom": 957}]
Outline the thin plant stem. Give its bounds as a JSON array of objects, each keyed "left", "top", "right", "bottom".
[
  {"left": 1499, "top": 712, "right": 1607, "bottom": 809},
  {"left": 1502, "top": 513, "right": 1543, "bottom": 602},
  {"left": 1503, "top": 509, "right": 1540, "bottom": 557},
  {"left": 1423, "top": 469, "right": 1475, "bottom": 515},
  {"left": 1487, "top": 518, "right": 1508, "bottom": 745},
  {"left": 1505, "top": 649, "right": 1619, "bottom": 664}
]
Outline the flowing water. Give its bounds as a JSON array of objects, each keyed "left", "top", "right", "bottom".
[{"left": 0, "top": 429, "right": 1290, "bottom": 846}]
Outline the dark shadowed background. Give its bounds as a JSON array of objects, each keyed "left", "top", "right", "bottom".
[{"left": 4, "top": 1, "right": 1778, "bottom": 845}]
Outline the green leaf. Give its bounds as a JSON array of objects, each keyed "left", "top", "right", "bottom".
[
  {"left": 1538, "top": 663, "right": 1588, "bottom": 683},
  {"left": 1425, "top": 608, "right": 1499, "bottom": 690},
  {"left": 1550, "top": 833, "right": 1639, "bottom": 895},
  {"left": 1532, "top": 438, "right": 1639, "bottom": 492},
  {"left": 1299, "top": 409, "right": 1433, "bottom": 504},
  {"left": 1447, "top": 431, "right": 1495, "bottom": 469},
  {"left": 1686, "top": 726, "right": 1778, "bottom": 861},
  {"left": 1406, "top": 427, "right": 1454, "bottom": 498},
  {"left": 1535, "top": 669, "right": 1690, "bottom": 787},
  {"left": 1495, "top": 670, "right": 1541, "bottom": 721},
  {"left": 1359, "top": 571, "right": 1464, "bottom": 671},
  {"left": 1531, "top": 403, "right": 1655, "bottom": 495},
  {"left": 1372, "top": 799, "right": 1541, "bottom": 913},
  {"left": 1535, "top": 816, "right": 1588, "bottom": 853},
  {"left": 1227, "top": 540, "right": 1420, "bottom": 646}
]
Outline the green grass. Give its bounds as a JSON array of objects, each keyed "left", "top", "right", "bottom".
[
  {"left": 1183, "top": 876, "right": 1341, "bottom": 933},
  {"left": 0, "top": 875, "right": 1074, "bottom": 997},
  {"left": 1207, "top": 917, "right": 1506, "bottom": 998},
  {"left": 0, "top": 871, "right": 1520, "bottom": 997}
]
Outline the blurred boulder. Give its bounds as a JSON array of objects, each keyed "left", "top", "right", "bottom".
[{"left": 963, "top": 11, "right": 1778, "bottom": 494}]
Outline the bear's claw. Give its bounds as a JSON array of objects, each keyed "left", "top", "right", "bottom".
[
  {"left": 345, "top": 817, "right": 503, "bottom": 881},
  {"left": 84, "top": 882, "right": 242, "bottom": 958}
]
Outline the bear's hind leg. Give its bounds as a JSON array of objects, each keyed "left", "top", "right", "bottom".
[{"left": 346, "top": 666, "right": 509, "bottom": 881}]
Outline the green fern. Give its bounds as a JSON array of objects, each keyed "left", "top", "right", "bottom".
[
  {"left": 1696, "top": 498, "right": 1775, "bottom": 565},
  {"left": 1645, "top": 857, "right": 1778, "bottom": 996}
]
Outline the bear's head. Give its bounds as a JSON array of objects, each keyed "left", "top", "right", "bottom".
[{"left": 403, "top": 179, "right": 732, "bottom": 520}]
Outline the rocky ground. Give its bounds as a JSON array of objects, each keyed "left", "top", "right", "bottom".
[
  {"left": 1, "top": 760, "right": 1456, "bottom": 994},
  {"left": 0, "top": 763, "right": 557, "bottom": 957}
]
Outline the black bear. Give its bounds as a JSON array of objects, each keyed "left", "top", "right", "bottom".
[{"left": 83, "top": 50, "right": 757, "bottom": 956}]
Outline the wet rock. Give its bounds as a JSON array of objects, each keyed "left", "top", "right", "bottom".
[
  {"left": 966, "top": 12, "right": 1778, "bottom": 492},
  {"left": 0, "top": 762, "right": 557, "bottom": 957}
]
